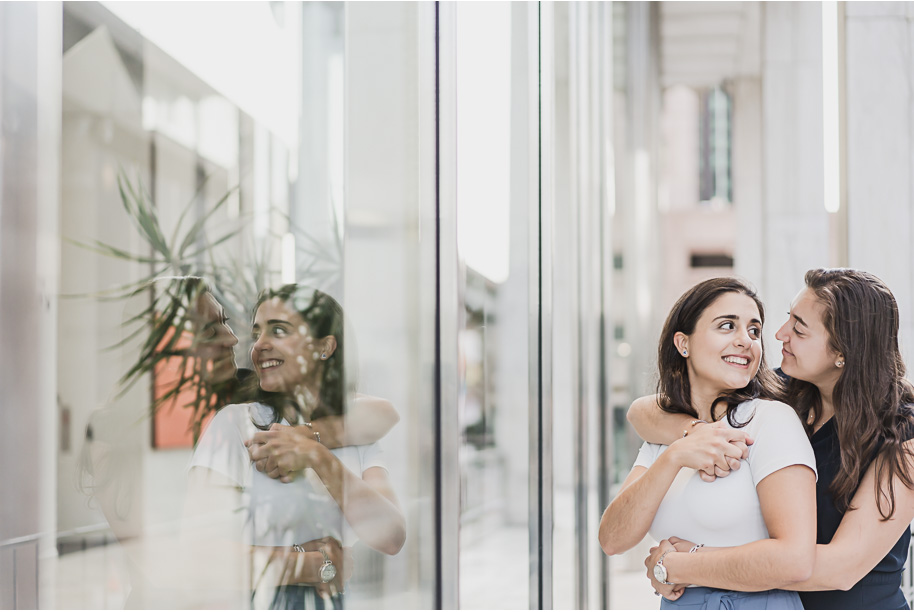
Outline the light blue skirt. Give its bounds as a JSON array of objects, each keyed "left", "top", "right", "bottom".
[{"left": 660, "top": 586, "right": 803, "bottom": 610}]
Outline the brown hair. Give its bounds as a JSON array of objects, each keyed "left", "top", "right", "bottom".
[
  {"left": 785, "top": 268, "right": 914, "bottom": 520},
  {"left": 657, "top": 277, "right": 784, "bottom": 426},
  {"left": 251, "top": 285, "right": 352, "bottom": 428}
]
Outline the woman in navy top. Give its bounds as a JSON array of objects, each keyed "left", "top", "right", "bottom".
[{"left": 628, "top": 269, "right": 914, "bottom": 609}]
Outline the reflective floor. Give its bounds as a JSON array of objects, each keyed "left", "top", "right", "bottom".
[{"left": 40, "top": 535, "right": 658, "bottom": 610}]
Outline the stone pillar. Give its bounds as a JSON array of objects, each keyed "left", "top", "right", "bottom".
[
  {"left": 844, "top": 2, "right": 914, "bottom": 359},
  {"left": 758, "top": 2, "right": 828, "bottom": 346}
]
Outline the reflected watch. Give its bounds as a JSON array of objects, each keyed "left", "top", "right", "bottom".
[
  {"left": 318, "top": 548, "right": 337, "bottom": 583},
  {"left": 292, "top": 543, "right": 337, "bottom": 584}
]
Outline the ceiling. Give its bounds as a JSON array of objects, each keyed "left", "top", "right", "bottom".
[{"left": 659, "top": 1, "right": 761, "bottom": 89}]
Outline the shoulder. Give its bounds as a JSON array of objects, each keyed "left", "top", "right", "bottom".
[
  {"left": 211, "top": 403, "right": 260, "bottom": 425},
  {"left": 200, "top": 403, "right": 267, "bottom": 441},
  {"left": 744, "top": 399, "right": 804, "bottom": 427},
  {"left": 340, "top": 441, "right": 387, "bottom": 474},
  {"left": 633, "top": 440, "right": 665, "bottom": 468}
]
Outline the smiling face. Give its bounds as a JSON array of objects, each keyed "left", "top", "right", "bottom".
[
  {"left": 189, "top": 292, "right": 238, "bottom": 385},
  {"left": 775, "top": 287, "right": 843, "bottom": 391},
  {"left": 675, "top": 292, "right": 764, "bottom": 401},
  {"left": 251, "top": 298, "right": 329, "bottom": 394}
]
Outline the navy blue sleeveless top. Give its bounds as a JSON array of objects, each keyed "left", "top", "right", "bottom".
[{"left": 799, "top": 418, "right": 911, "bottom": 610}]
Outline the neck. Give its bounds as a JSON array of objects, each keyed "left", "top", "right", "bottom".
[
  {"left": 817, "top": 383, "right": 836, "bottom": 424},
  {"left": 292, "top": 379, "right": 322, "bottom": 421},
  {"left": 689, "top": 387, "right": 721, "bottom": 423}
]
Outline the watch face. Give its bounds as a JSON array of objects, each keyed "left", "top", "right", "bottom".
[
  {"left": 320, "top": 562, "right": 337, "bottom": 583},
  {"left": 653, "top": 563, "right": 667, "bottom": 584}
]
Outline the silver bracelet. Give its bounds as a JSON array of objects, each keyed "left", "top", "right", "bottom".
[
  {"left": 688, "top": 543, "right": 704, "bottom": 554},
  {"left": 682, "top": 419, "right": 709, "bottom": 438}
]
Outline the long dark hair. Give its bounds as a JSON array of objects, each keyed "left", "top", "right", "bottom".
[
  {"left": 785, "top": 268, "right": 914, "bottom": 520},
  {"left": 252, "top": 285, "right": 352, "bottom": 428},
  {"left": 657, "top": 277, "right": 784, "bottom": 426}
]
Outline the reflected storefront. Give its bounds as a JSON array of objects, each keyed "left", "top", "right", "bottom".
[{"left": 0, "top": 1, "right": 619, "bottom": 609}]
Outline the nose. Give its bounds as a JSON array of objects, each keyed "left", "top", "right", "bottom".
[
  {"left": 223, "top": 327, "right": 239, "bottom": 348},
  {"left": 734, "top": 329, "right": 751, "bottom": 347},
  {"left": 251, "top": 332, "right": 270, "bottom": 355},
  {"left": 775, "top": 319, "right": 790, "bottom": 343}
]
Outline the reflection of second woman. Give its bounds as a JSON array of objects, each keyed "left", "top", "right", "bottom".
[{"left": 186, "top": 285, "right": 406, "bottom": 609}]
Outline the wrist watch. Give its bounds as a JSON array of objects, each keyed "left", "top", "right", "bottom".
[
  {"left": 318, "top": 548, "right": 337, "bottom": 583},
  {"left": 653, "top": 550, "right": 674, "bottom": 585}
]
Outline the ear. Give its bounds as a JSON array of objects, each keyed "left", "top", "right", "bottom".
[
  {"left": 321, "top": 336, "right": 338, "bottom": 359},
  {"left": 673, "top": 332, "right": 689, "bottom": 357}
]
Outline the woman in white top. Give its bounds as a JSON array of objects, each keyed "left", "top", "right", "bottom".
[
  {"left": 598, "top": 277, "right": 817, "bottom": 609},
  {"left": 186, "top": 285, "right": 405, "bottom": 609}
]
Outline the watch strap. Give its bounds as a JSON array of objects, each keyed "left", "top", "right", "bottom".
[{"left": 656, "top": 549, "right": 674, "bottom": 585}]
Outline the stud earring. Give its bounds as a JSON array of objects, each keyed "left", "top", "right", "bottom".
[
  {"left": 836, "top": 360, "right": 844, "bottom": 368},
  {"left": 682, "top": 350, "right": 688, "bottom": 357},
  {"left": 321, "top": 353, "right": 327, "bottom": 360}
]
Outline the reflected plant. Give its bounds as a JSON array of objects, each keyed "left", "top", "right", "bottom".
[
  {"left": 70, "top": 171, "right": 245, "bottom": 441},
  {"left": 73, "top": 170, "right": 343, "bottom": 442}
]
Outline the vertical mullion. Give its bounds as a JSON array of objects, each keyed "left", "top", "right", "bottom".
[
  {"left": 435, "top": 2, "right": 460, "bottom": 609},
  {"left": 538, "top": 2, "right": 556, "bottom": 609},
  {"left": 598, "top": 1, "right": 616, "bottom": 608}
]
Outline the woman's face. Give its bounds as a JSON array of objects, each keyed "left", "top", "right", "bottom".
[
  {"left": 775, "top": 287, "right": 843, "bottom": 390},
  {"left": 190, "top": 292, "right": 238, "bottom": 385},
  {"left": 251, "top": 298, "right": 323, "bottom": 393},
  {"left": 677, "top": 292, "right": 764, "bottom": 396}
]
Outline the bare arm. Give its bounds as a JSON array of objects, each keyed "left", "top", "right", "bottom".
[
  {"left": 310, "top": 460, "right": 406, "bottom": 556},
  {"left": 247, "top": 429, "right": 406, "bottom": 555},
  {"left": 183, "top": 468, "right": 336, "bottom": 588},
  {"left": 627, "top": 395, "right": 693, "bottom": 444},
  {"left": 312, "top": 394, "right": 400, "bottom": 448},
  {"left": 652, "top": 464, "right": 817, "bottom": 591},
  {"left": 599, "top": 435, "right": 732, "bottom": 555},
  {"left": 787, "top": 439, "right": 914, "bottom": 592},
  {"left": 626, "top": 394, "right": 753, "bottom": 479}
]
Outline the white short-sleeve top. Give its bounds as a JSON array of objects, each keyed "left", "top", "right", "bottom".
[
  {"left": 633, "top": 399, "right": 816, "bottom": 547},
  {"left": 189, "top": 402, "right": 387, "bottom": 547}
]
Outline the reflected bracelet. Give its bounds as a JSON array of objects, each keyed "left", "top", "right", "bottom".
[{"left": 303, "top": 421, "right": 321, "bottom": 444}]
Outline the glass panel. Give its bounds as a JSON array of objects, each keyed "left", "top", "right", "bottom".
[
  {"left": 4, "top": 2, "right": 439, "bottom": 608},
  {"left": 455, "top": 2, "right": 532, "bottom": 608}
]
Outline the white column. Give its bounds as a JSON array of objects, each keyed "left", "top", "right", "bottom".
[
  {"left": 0, "top": 2, "right": 61, "bottom": 607},
  {"left": 759, "top": 2, "right": 828, "bottom": 346},
  {"left": 731, "top": 77, "right": 763, "bottom": 290},
  {"left": 844, "top": 2, "right": 914, "bottom": 360}
]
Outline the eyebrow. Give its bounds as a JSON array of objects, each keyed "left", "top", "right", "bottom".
[
  {"left": 252, "top": 319, "right": 292, "bottom": 329},
  {"left": 791, "top": 312, "right": 809, "bottom": 328},
  {"left": 713, "top": 314, "right": 762, "bottom": 325}
]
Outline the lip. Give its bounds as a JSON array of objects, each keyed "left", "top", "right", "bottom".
[
  {"left": 258, "top": 359, "right": 283, "bottom": 371},
  {"left": 781, "top": 348, "right": 794, "bottom": 358},
  {"left": 722, "top": 355, "right": 751, "bottom": 368}
]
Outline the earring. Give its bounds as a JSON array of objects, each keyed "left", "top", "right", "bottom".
[
  {"left": 321, "top": 353, "right": 327, "bottom": 360},
  {"left": 836, "top": 360, "right": 844, "bottom": 368},
  {"left": 682, "top": 350, "right": 688, "bottom": 357}
]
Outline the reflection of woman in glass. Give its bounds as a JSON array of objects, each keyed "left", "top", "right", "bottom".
[
  {"left": 599, "top": 277, "right": 817, "bottom": 609},
  {"left": 186, "top": 284, "right": 406, "bottom": 609}
]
